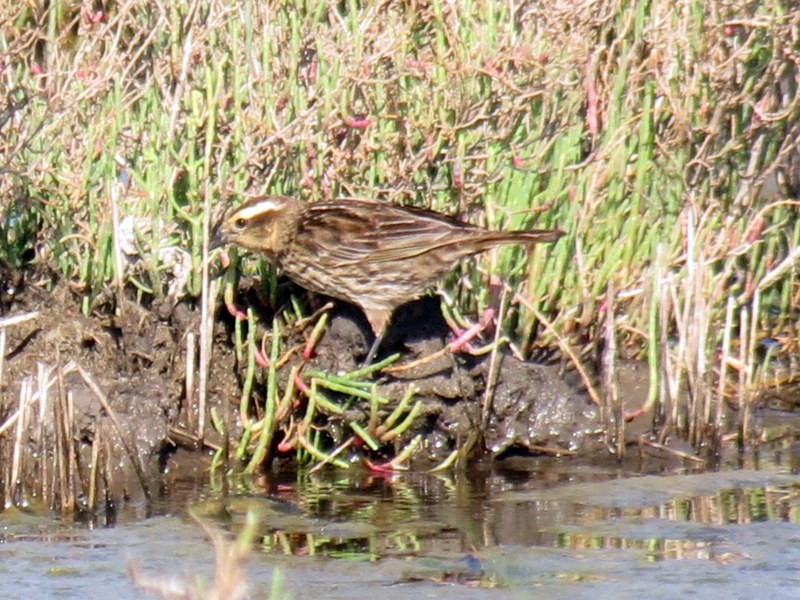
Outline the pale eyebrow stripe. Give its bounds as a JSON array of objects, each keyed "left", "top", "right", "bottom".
[{"left": 236, "top": 199, "right": 281, "bottom": 220}]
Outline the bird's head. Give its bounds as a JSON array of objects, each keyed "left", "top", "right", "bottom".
[{"left": 212, "top": 195, "right": 302, "bottom": 255}]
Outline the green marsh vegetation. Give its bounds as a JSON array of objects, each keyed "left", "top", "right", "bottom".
[{"left": 0, "top": 0, "right": 798, "bottom": 482}]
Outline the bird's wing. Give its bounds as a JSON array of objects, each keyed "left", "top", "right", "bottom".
[{"left": 301, "top": 201, "right": 468, "bottom": 265}]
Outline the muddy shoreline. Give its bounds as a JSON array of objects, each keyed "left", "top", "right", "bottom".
[{"left": 0, "top": 271, "right": 651, "bottom": 513}]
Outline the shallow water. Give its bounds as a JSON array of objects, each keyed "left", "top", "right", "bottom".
[{"left": 3, "top": 423, "right": 800, "bottom": 599}]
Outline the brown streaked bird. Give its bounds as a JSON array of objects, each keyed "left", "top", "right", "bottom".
[{"left": 213, "top": 196, "right": 564, "bottom": 362}]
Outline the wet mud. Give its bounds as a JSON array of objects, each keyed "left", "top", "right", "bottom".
[{"left": 1, "top": 269, "right": 605, "bottom": 502}]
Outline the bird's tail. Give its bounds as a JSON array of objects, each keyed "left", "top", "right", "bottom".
[{"left": 470, "top": 228, "right": 565, "bottom": 251}]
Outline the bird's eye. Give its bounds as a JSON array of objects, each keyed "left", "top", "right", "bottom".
[{"left": 233, "top": 217, "right": 247, "bottom": 230}]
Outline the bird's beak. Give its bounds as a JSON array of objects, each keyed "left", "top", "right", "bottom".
[{"left": 209, "top": 220, "right": 228, "bottom": 252}]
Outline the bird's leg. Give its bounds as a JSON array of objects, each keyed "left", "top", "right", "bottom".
[
  {"left": 363, "top": 331, "right": 385, "bottom": 365},
  {"left": 362, "top": 308, "right": 391, "bottom": 365}
]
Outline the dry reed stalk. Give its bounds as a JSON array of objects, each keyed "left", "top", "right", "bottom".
[
  {"left": 198, "top": 276, "right": 218, "bottom": 443},
  {"left": 737, "top": 305, "right": 751, "bottom": 453},
  {"left": 601, "top": 280, "right": 622, "bottom": 455},
  {"left": 716, "top": 297, "right": 736, "bottom": 444},
  {"left": 55, "top": 365, "right": 75, "bottom": 513},
  {"left": 88, "top": 419, "right": 102, "bottom": 512},
  {"left": 9, "top": 378, "right": 32, "bottom": 507},
  {"left": 35, "top": 362, "right": 48, "bottom": 502},
  {"left": 513, "top": 290, "right": 602, "bottom": 407}
]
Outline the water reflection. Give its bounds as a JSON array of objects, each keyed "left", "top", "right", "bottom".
[
  {"left": 3, "top": 434, "right": 800, "bottom": 599},
  {"left": 186, "top": 444, "right": 800, "bottom": 566}
]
